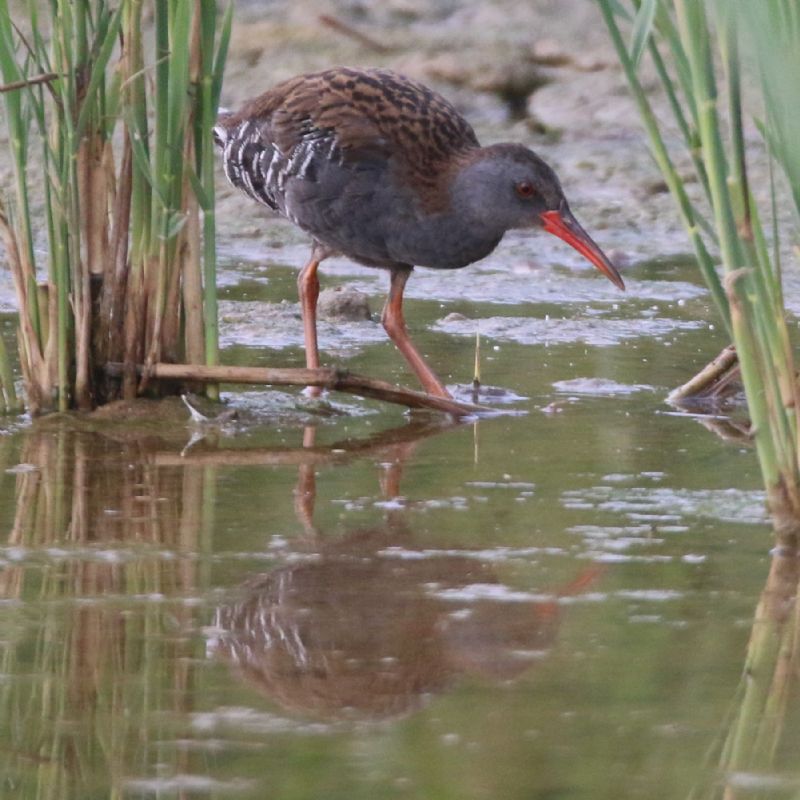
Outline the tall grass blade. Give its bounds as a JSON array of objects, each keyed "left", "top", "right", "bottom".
[
  {"left": 74, "top": 4, "right": 123, "bottom": 140},
  {"left": 0, "top": 332, "right": 18, "bottom": 411},
  {"left": 597, "top": 0, "right": 731, "bottom": 333},
  {"left": 630, "top": 0, "right": 658, "bottom": 67}
]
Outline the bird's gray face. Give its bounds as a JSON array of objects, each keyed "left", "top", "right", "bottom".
[
  {"left": 454, "top": 144, "right": 624, "bottom": 290},
  {"left": 454, "top": 144, "right": 565, "bottom": 230}
]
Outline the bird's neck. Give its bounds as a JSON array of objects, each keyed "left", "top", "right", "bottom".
[
  {"left": 386, "top": 149, "right": 509, "bottom": 270},
  {"left": 433, "top": 151, "right": 512, "bottom": 254},
  {"left": 408, "top": 211, "right": 504, "bottom": 270}
]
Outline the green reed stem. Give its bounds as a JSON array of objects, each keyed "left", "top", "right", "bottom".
[
  {"left": 599, "top": 0, "right": 800, "bottom": 507},
  {"left": 198, "top": 2, "right": 232, "bottom": 400},
  {"left": 0, "top": 331, "right": 17, "bottom": 411}
]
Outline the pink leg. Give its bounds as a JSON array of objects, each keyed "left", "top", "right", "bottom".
[
  {"left": 381, "top": 268, "right": 451, "bottom": 399},
  {"left": 298, "top": 248, "right": 324, "bottom": 397}
]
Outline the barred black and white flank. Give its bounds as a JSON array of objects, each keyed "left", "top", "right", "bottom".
[{"left": 213, "top": 93, "right": 348, "bottom": 231}]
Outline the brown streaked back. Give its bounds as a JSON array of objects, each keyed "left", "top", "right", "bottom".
[{"left": 218, "top": 67, "right": 481, "bottom": 196}]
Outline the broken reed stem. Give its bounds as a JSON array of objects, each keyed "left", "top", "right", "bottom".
[
  {"left": 103, "top": 362, "right": 488, "bottom": 417},
  {"left": 667, "top": 344, "right": 738, "bottom": 403},
  {"left": 0, "top": 71, "right": 58, "bottom": 93}
]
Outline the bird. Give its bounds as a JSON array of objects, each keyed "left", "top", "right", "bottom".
[{"left": 214, "top": 67, "right": 624, "bottom": 400}]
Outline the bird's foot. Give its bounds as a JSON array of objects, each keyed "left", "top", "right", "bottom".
[{"left": 303, "top": 385, "right": 325, "bottom": 400}]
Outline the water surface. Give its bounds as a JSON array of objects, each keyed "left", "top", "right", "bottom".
[{"left": 0, "top": 251, "right": 793, "bottom": 800}]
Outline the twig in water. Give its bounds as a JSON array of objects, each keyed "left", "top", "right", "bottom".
[
  {"left": 181, "top": 393, "right": 209, "bottom": 424},
  {"left": 667, "top": 344, "right": 739, "bottom": 405},
  {"left": 472, "top": 326, "right": 481, "bottom": 405},
  {"left": 318, "top": 14, "right": 391, "bottom": 53},
  {"left": 105, "top": 362, "right": 489, "bottom": 417}
]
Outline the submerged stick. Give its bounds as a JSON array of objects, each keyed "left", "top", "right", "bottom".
[
  {"left": 104, "top": 362, "right": 488, "bottom": 417},
  {"left": 667, "top": 344, "right": 739, "bottom": 404}
]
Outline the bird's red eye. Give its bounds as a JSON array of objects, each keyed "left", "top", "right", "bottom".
[{"left": 516, "top": 181, "right": 535, "bottom": 199}]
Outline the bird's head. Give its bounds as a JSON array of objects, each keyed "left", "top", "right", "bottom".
[{"left": 454, "top": 144, "right": 625, "bottom": 290}]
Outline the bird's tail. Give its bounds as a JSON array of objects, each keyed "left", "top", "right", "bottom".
[{"left": 212, "top": 108, "right": 234, "bottom": 149}]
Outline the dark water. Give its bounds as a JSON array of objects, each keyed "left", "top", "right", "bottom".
[{"left": 0, "top": 252, "right": 797, "bottom": 799}]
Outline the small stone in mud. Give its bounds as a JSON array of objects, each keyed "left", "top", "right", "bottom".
[
  {"left": 643, "top": 179, "right": 670, "bottom": 195},
  {"left": 527, "top": 39, "right": 573, "bottom": 68},
  {"left": 441, "top": 312, "right": 469, "bottom": 323},
  {"left": 317, "top": 286, "right": 371, "bottom": 321}
]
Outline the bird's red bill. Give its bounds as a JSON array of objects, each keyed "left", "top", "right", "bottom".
[{"left": 540, "top": 209, "right": 625, "bottom": 290}]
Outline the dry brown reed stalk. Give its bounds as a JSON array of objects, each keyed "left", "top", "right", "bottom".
[
  {"left": 104, "top": 361, "right": 489, "bottom": 417},
  {"left": 0, "top": 2, "right": 231, "bottom": 414}
]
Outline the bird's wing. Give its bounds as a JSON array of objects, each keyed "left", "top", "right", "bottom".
[{"left": 219, "top": 68, "right": 480, "bottom": 206}]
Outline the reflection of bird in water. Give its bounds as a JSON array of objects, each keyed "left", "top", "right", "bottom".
[
  {"left": 212, "top": 528, "right": 519, "bottom": 718},
  {"left": 215, "top": 67, "right": 624, "bottom": 398},
  {"left": 210, "top": 422, "right": 601, "bottom": 720}
]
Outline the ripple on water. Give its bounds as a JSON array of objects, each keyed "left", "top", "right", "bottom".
[
  {"left": 220, "top": 389, "right": 374, "bottom": 420},
  {"left": 553, "top": 378, "right": 655, "bottom": 396},
  {"left": 189, "top": 706, "right": 336, "bottom": 736},
  {"left": 562, "top": 486, "right": 768, "bottom": 525},
  {"left": 430, "top": 583, "right": 554, "bottom": 603},
  {"left": 124, "top": 776, "right": 256, "bottom": 794},
  {"left": 0, "top": 543, "right": 186, "bottom": 566},
  {"left": 726, "top": 772, "right": 800, "bottom": 791},
  {"left": 569, "top": 524, "right": 663, "bottom": 554},
  {"left": 432, "top": 584, "right": 686, "bottom": 604},
  {"left": 434, "top": 315, "right": 704, "bottom": 348},
  {"left": 352, "top": 262, "right": 708, "bottom": 307},
  {"left": 378, "top": 545, "right": 564, "bottom": 562},
  {"left": 450, "top": 383, "right": 528, "bottom": 405},
  {"left": 465, "top": 480, "right": 536, "bottom": 490}
]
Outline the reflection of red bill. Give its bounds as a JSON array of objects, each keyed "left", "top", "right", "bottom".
[{"left": 536, "top": 564, "right": 607, "bottom": 622}]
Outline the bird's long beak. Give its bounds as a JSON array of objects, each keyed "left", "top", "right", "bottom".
[{"left": 540, "top": 206, "right": 625, "bottom": 290}]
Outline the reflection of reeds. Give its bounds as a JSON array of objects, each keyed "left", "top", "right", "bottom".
[
  {"left": 0, "top": 425, "right": 213, "bottom": 795},
  {"left": 0, "top": 414, "right": 467, "bottom": 790},
  {"left": 688, "top": 537, "right": 800, "bottom": 799}
]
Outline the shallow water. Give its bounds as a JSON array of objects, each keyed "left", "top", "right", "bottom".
[{"left": 1, "top": 243, "right": 799, "bottom": 799}]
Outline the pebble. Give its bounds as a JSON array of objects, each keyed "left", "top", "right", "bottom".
[{"left": 317, "top": 287, "right": 372, "bottom": 321}]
